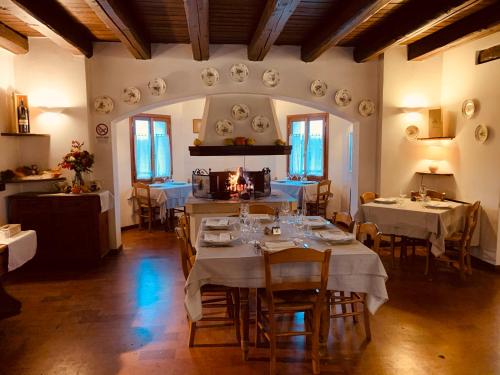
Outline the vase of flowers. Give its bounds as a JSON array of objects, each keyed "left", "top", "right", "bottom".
[{"left": 59, "top": 140, "right": 94, "bottom": 192}]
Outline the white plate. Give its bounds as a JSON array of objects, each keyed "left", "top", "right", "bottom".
[
  {"left": 230, "top": 63, "right": 249, "bottom": 82},
  {"left": 374, "top": 198, "right": 397, "bottom": 204},
  {"left": 474, "top": 124, "right": 488, "bottom": 143},
  {"left": 359, "top": 99, "right": 375, "bottom": 117},
  {"left": 121, "top": 87, "right": 141, "bottom": 104},
  {"left": 310, "top": 80, "right": 327, "bottom": 97},
  {"left": 148, "top": 77, "right": 167, "bottom": 96},
  {"left": 334, "top": 89, "right": 352, "bottom": 106},
  {"left": 251, "top": 115, "right": 270, "bottom": 133},
  {"left": 202, "top": 231, "right": 239, "bottom": 246},
  {"left": 204, "top": 218, "right": 231, "bottom": 230},
  {"left": 302, "top": 217, "right": 328, "bottom": 228},
  {"left": 405, "top": 125, "right": 420, "bottom": 140},
  {"left": 201, "top": 67, "right": 220, "bottom": 86},
  {"left": 462, "top": 99, "right": 475, "bottom": 119},
  {"left": 215, "top": 119, "right": 233, "bottom": 136},
  {"left": 261, "top": 240, "right": 296, "bottom": 252},
  {"left": 314, "top": 230, "right": 355, "bottom": 244},
  {"left": 231, "top": 104, "right": 250, "bottom": 121},
  {"left": 94, "top": 95, "right": 114, "bottom": 114},
  {"left": 262, "top": 69, "right": 280, "bottom": 88},
  {"left": 424, "top": 202, "right": 452, "bottom": 209}
]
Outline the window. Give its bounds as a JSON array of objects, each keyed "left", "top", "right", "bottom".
[
  {"left": 287, "top": 113, "right": 328, "bottom": 180},
  {"left": 130, "top": 114, "right": 172, "bottom": 182},
  {"left": 347, "top": 128, "right": 353, "bottom": 173}
]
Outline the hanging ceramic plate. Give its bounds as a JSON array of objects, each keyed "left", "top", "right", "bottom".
[
  {"left": 148, "top": 78, "right": 167, "bottom": 96},
  {"left": 231, "top": 104, "right": 250, "bottom": 121},
  {"left": 358, "top": 99, "right": 375, "bottom": 117},
  {"left": 262, "top": 69, "right": 280, "bottom": 88},
  {"left": 94, "top": 95, "right": 114, "bottom": 114},
  {"left": 462, "top": 99, "right": 475, "bottom": 119},
  {"left": 474, "top": 124, "right": 488, "bottom": 143},
  {"left": 215, "top": 119, "right": 233, "bottom": 137},
  {"left": 201, "top": 67, "right": 219, "bottom": 87},
  {"left": 121, "top": 87, "right": 141, "bottom": 104},
  {"left": 310, "top": 80, "right": 327, "bottom": 97},
  {"left": 405, "top": 125, "right": 420, "bottom": 140},
  {"left": 230, "top": 63, "right": 249, "bottom": 82},
  {"left": 251, "top": 115, "right": 270, "bottom": 133},
  {"left": 334, "top": 89, "right": 352, "bottom": 107}
]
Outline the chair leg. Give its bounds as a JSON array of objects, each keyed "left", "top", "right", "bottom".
[
  {"left": 339, "top": 291, "right": 347, "bottom": 314},
  {"left": 188, "top": 320, "right": 196, "bottom": 347},
  {"left": 148, "top": 210, "right": 153, "bottom": 232},
  {"left": 351, "top": 295, "right": 359, "bottom": 323},
  {"left": 459, "top": 248, "right": 466, "bottom": 280},
  {"left": 269, "top": 320, "right": 277, "bottom": 375},
  {"left": 390, "top": 235, "right": 396, "bottom": 268},
  {"left": 362, "top": 296, "right": 372, "bottom": 341},
  {"left": 226, "top": 292, "right": 234, "bottom": 319},
  {"left": 233, "top": 289, "right": 241, "bottom": 343},
  {"left": 466, "top": 250, "right": 472, "bottom": 276},
  {"left": 311, "top": 307, "right": 321, "bottom": 375},
  {"left": 255, "top": 294, "right": 262, "bottom": 347}
]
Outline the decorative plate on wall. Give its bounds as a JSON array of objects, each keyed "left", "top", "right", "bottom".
[
  {"left": 405, "top": 125, "right": 420, "bottom": 140},
  {"left": 310, "top": 80, "right": 327, "bottom": 97},
  {"left": 94, "top": 95, "right": 114, "bottom": 114},
  {"left": 201, "top": 67, "right": 220, "bottom": 86},
  {"left": 462, "top": 99, "right": 475, "bottom": 119},
  {"left": 358, "top": 99, "right": 375, "bottom": 117},
  {"left": 474, "top": 124, "right": 488, "bottom": 143},
  {"left": 262, "top": 69, "right": 280, "bottom": 87},
  {"left": 121, "top": 87, "right": 141, "bottom": 104},
  {"left": 251, "top": 115, "right": 271, "bottom": 133},
  {"left": 148, "top": 78, "right": 167, "bottom": 96},
  {"left": 230, "top": 63, "right": 249, "bottom": 82},
  {"left": 215, "top": 119, "right": 234, "bottom": 136},
  {"left": 231, "top": 104, "right": 250, "bottom": 121},
  {"left": 334, "top": 89, "right": 352, "bottom": 106}
]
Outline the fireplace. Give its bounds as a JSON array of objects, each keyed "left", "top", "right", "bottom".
[{"left": 192, "top": 168, "right": 271, "bottom": 200}]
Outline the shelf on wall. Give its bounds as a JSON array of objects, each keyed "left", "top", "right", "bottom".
[
  {"left": 416, "top": 136, "right": 454, "bottom": 141},
  {"left": 1, "top": 132, "right": 50, "bottom": 137},
  {"left": 416, "top": 172, "right": 453, "bottom": 176},
  {"left": 189, "top": 145, "right": 292, "bottom": 156},
  {"left": 5, "top": 177, "right": 66, "bottom": 184}
]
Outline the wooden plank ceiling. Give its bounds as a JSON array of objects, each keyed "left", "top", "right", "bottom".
[{"left": 0, "top": 0, "right": 498, "bottom": 62}]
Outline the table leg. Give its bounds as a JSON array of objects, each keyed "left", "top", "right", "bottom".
[
  {"left": 239, "top": 287, "right": 250, "bottom": 360},
  {"left": 0, "top": 281, "right": 21, "bottom": 319}
]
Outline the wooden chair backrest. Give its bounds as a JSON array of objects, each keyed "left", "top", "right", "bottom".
[
  {"left": 175, "top": 226, "right": 192, "bottom": 280},
  {"left": 263, "top": 248, "right": 331, "bottom": 304},
  {"left": 133, "top": 182, "right": 152, "bottom": 207},
  {"left": 360, "top": 191, "right": 378, "bottom": 204},
  {"left": 356, "top": 222, "right": 381, "bottom": 253},
  {"left": 332, "top": 211, "right": 354, "bottom": 232},
  {"left": 249, "top": 204, "right": 276, "bottom": 215},
  {"left": 461, "top": 201, "right": 481, "bottom": 247},
  {"left": 316, "top": 180, "right": 331, "bottom": 204}
]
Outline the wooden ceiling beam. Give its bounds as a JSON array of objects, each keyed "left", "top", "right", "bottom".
[
  {"left": 6, "top": 0, "right": 93, "bottom": 57},
  {"left": 183, "top": 0, "right": 209, "bottom": 61},
  {"left": 248, "top": 0, "right": 300, "bottom": 61},
  {"left": 301, "top": 0, "right": 392, "bottom": 62},
  {"left": 353, "top": 0, "right": 484, "bottom": 63},
  {"left": 85, "top": 0, "right": 150, "bottom": 59},
  {"left": 0, "top": 21, "right": 28, "bottom": 54},
  {"left": 408, "top": 3, "right": 500, "bottom": 60}
]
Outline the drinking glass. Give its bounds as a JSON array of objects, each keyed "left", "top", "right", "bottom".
[
  {"left": 280, "top": 201, "right": 290, "bottom": 223},
  {"left": 240, "top": 203, "right": 249, "bottom": 223},
  {"left": 240, "top": 223, "right": 250, "bottom": 244}
]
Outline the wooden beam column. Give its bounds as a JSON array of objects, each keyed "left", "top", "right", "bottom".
[
  {"left": 353, "top": 0, "right": 483, "bottom": 63},
  {"left": 183, "top": 0, "right": 209, "bottom": 61},
  {"left": 0, "top": 21, "right": 28, "bottom": 54},
  {"left": 408, "top": 4, "right": 500, "bottom": 60},
  {"left": 8, "top": 0, "right": 94, "bottom": 57},
  {"left": 301, "top": 0, "right": 391, "bottom": 62},
  {"left": 85, "top": 0, "right": 151, "bottom": 59},
  {"left": 248, "top": 0, "right": 300, "bottom": 61}
]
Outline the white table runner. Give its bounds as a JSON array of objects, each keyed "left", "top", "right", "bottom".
[{"left": 0, "top": 230, "right": 37, "bottom": 271}]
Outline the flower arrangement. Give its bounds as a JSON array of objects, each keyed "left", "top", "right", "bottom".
[{"left": 60, "top": 141, "right": 94, "bottom": 190}]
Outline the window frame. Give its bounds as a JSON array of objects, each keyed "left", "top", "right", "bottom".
[
  {"left": 129, "top": 113, "right": 173, "bottom": 183},
  {"left": 286, "top": 113, "right": 329, "bottom": 181}
]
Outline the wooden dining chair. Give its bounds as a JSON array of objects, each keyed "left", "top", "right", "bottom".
[
  {"left": 359, "top": 191, "right": 378, "bottom": 204},
  {"left": 306, "top": 179, "right": 332, "bottom": 218},
  {"left": 249, "top": 204, "right": 276, "bottom": 215},
  {"left": 256, "top": 247, "right": 331, "bottom": 375},
  {"left": 426, "top": 189, "right": 446, "bottom": 201},
  {"left": 428, "top": 201, "right": 480, "bottom": 280},
  {"left": 132, "top": 182, "right": 160, "bottom": 232},
  {"left": 332, "top": 211, "right": 354, "bottom": 233},
  {"left": 176, "top": 215, "right": 240, "bottom": 347}
]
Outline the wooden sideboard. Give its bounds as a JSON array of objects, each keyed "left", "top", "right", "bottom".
[{"left": 8, "top": 193, "right": 110, "bottom": 265}]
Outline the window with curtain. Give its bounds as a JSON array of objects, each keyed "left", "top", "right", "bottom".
[
  {"left": 130, "top": 114, "right": 172, "bottom": 182},
  {"left": 287, "top": 113, "right": 328, "bottom": 180}
]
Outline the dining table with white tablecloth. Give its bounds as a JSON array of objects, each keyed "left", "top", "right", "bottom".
[
  {"left": 355, "top": 198, "right": 477, "bottom": 257},
  {"left": 184, "top": 216, "right": 388, "bottom": 359},
  {"left": 271, "top": 180, "right": 318, "bottom": 207}
]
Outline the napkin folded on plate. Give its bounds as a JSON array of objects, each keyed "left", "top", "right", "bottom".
[
  {"left": 263, "top": 240, "right": 296, "bottom": 252},
  {"left": 316, "top": 231, "right": 354, "bottom": 242},
  {"left": 249, "top": 214, "right": 271, "bottom": 220},
  {"left": 204, "top": 232, "right": 231, "bottom": 242},
  {"left": 206, "top": 218, "right": 229, "bottom": 227}
]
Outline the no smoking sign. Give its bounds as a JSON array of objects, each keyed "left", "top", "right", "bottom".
[{"left": 95, "top": 123, "right": 109, "bottom": 138}]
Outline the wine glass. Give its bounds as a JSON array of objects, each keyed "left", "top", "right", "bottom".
[
  {"left": 280, "top": 201, "right": 290, "bottom": 223},
  {"left": 240, "top": 203, "right": 249, "bottom": 223}
]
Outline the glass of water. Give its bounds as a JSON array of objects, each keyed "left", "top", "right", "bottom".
[{"left": 240, "top": 203, "right": 249, "bottom": 223}]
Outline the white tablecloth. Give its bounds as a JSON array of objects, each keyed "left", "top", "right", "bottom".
[
  {"left": 185, "top": 217, "right": 388, "bottom": 322},
  {"left": 355, "top": 199, "right": 470, "bottom": 256},
  {"left": 0, "top": 230, "right": 37, "bottom": 271},
  {"left": 271, "top": 180, "right": 318, "bottom": 206}
]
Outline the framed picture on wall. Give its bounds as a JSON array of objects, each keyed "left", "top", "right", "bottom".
[
  {"left": 13, "top": 93, "right": 30, "bottom": 134},
  {"left": 192, "top": 119, "right": 202, "bottom": 134}
]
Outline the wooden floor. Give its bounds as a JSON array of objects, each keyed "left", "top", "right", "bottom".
[{"left": 1, "top": 228, "right": 499, "bottom": 375}]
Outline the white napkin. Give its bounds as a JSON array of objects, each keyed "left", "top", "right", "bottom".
[
  {"left": 303, "top": 217, "right": 327, "bottom": 226},
  {"left": 249, "top": 214, "right": 271, "bottom": 220},
  {"left": 206, "top": 218, "right": 229, "bottom": 227},
  {"left": 316, "top": 230, "right": 354, "bottom": 242},
  {"left": 204, "top": 232, "right": 231, "bottom": 242},
  {"left": 263, "top": 240, "right": 296, "bottom": 252}
]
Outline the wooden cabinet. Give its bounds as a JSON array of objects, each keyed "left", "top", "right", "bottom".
[{"left": 8, "top": 193, "right": 110, "bottom": 265}]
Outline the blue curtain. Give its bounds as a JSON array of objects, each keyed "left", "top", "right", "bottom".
[
  {"left": 289, "top": 121, "right": 305, "bottom": 176},
  {"left": 153, "top": 121, "right": 171, "bottom": 178},
  {"left": 306, "top": 120, "right": 324, "bottom": 176},
  {"left": 134, "top": 119, "right": 152, "bottom": 180}
]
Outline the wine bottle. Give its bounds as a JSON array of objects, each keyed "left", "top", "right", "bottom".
[{"left": 17, "top": 99, "right": 30, "bottom": 133}]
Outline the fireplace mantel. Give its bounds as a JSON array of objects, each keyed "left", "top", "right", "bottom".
[{"left": 189, "top": 145, "right": 291, "bottom": 156}]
